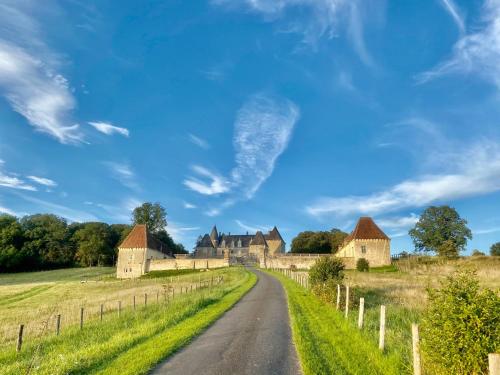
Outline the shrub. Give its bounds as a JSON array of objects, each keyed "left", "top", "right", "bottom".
[
  {"left": 309, "top": 256, "right": 344, "bottom": 286},
  {"left": 421, "top": 270, "right": 500, "bottom": 375},
  {"left": 491, "top": 242, "right": 500, "bottom": 256},
  {"left": 356, "top": 258, "right": 369, "bottom": 272},
  {"left": 471, "top": 249, "right": 485, "bottom": 256}
]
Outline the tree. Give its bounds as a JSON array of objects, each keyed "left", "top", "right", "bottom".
[
  {"left": 0, "top": 214, "right": 26, "bottom": 272},
  {"left": 471, "top": 249, "right": 485, "bottom": 256},
  {"left": 309, "top": 256, "right": 345, "bottom": 286},
  {"left": 490, "top": 242, "right": 500, "bottom": 256},
  {"left": 291, "top": 229, "right": 348, "bottom": 254},
  {"left": 356, "top": 258, "right": 370, "bottom": 272},
  {"left": 132, "top": 202, "right": 167, "bottom": 233},
  {"left": 21, "top": 214, "right": 73, "bottom": 268},
  {"left": 156, "top": 230, "right": 188, "bottom": 254},
  {"left": 73, "top": 223, "right": 113, "bottom": 267},
  {"left": 409, "top": 206, "right": 472, "bottom": 257}
]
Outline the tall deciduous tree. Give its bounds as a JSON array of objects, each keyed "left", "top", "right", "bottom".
[
  {"left": 491, "top": 242, "right": 500, "bottom": 256},
  {"left": 73, "top": 222, "right": 113, "bottom": 267},
  {"left": 409, "top": 206, "right": 472, "bottom": 257},
  {"left": 0, "top": 214, "right": 26, "bottom": 271},
  {"left": 291, "top": 229, "right": 348, "bottom": 254},
  {"left": 132, "top": 202, "right": 167, "bottom": 233}
]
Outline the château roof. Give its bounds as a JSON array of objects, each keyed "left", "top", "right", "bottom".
[
  {"left": 210, "top": 225, "right": 218, "bottom": 240},
  {"left": 119, "top": 224, "right": 172, "bottom": 255},
  {"left": 252, "top": 231, "right": 267, "bottom": 246},
  {"left": 199, "top": 234, "right": 215, "bottom": 248},
  {"left": 344, "top": 217, "right": 389, "bottom": 243},
  {"left": 266, "top": 226, "right": 284, "bottom": 241}
]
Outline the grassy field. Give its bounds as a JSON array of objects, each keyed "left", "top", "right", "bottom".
[
  {"left": 0, "top": 266, "right": 256, "bottom": 374},
  {"left": 0, "top": 267, "right": 239, "bottom": 346},
  {"left": 269, "top": 256, "right": 500, "bottom": 375},
  {"left": 268, "top": 270, "right": 406, "bottom": 375}
]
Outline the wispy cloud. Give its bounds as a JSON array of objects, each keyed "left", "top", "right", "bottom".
[
  {"left": 235, "top": 219, "right": 270, "bottom": 233},
  {"left": 27, "top": 175, "right": 57, "bottom": 187},
  {"left": 213, "top": 0, "right": 378, "bottom": 66},
  {"left": 439, "top": 0, "right": 465, "bottom": 33},
  {"left": 89, "top": 122, "right": 129, "bottom": 137},
  {"left": 417, "top": 0, "right": 500, "bottom": 87},
  {"left": 0, "top": 161, "right": 36, "bottom": 191},
  {"left": 377, "top": 214, "right": 419, "bottom": 229},
  {"left": 0, "top": 3, "right": 83, "bottom": 144},
  {"left": 103, "top": 162, "right": 139, "bottom": 191},
  {"left": 0, "top": 205, "right": 18, "bottom": 216},
  {"left": 84, "top": 197, "right": 141, "bottom": 222},
  {"left": 188, "top": 133, "right": 210, "bottom": 149},
  {"left": 167, "top": 222, "right": 200, "bottom": 244},
  {"left": 184, "top": 93, "right": 299, "bottom": 215},
  {"left": 306, "top": 141, "right": 500, "bottom": 217},
  {"left": 183, "top": 201, "right": 197, "bottom": 209},
  {"left": 184, "top": 165, "right": 231, "bottom": 195},
  {"left": 473, "top": 226, "right": 500, "bottom": 235}
]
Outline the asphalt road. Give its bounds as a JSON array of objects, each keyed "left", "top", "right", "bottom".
[{"left": 151, "top": 269, "right": 302, "bottom": 375}]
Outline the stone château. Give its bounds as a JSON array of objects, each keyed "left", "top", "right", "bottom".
[{"left": 194, "top": 225, "right": 286, "bottom": 259}]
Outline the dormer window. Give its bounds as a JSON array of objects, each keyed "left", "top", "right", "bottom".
[{"left": 237, "top": 239, "right": 242, "bottom": 247}]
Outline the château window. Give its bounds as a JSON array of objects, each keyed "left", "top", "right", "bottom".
[
  {"left": 237, "top": 239, "right": 242, "bottom": 247},
  {"left": 361, "top": 245, "right": 367, "bottom": 254}
]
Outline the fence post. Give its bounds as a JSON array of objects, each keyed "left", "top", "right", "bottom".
[
  {"left": 16, "top": 324, "right": 24, "bottom": 352},
  {"left": 379, "top": 305, "right": 386, "bottom": 351},
  {"left": 56, "top": 314, "right": 61, "bottom": 336},
  {"left": 345, "top": 285, "right": 350, "bottom": 318},
  {"left": 118, "top": 301, "right": 122, "bottom": 317},
  {"left": 412, "top": 323, "right": 421, "bottom": 375},
  {"left": 133, "top": 296, "right": 136, "bottom": 310},
  {"left": 144, "top": 293, "right": 147, "bottom": 306},
  {"left": 80, "top": 307, "right": 84, "bottom": 330},
  {"left": 489, "top": 353, "right": 500, "bottom": 375},
  {"left": 157, "top": 292, "right": 159, "bottom": 303},
  {"left": 100, "top": 304, "right": 104, "bottom": 321},
  {"left": 336, "top": 284, "right": 341, "bottom": 310},
  {"left": 358, "top": 298, "right": 365, "bottom": 329}
]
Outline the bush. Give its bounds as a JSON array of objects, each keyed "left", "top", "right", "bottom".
[
  {"left": 356, "top": 258, "right": 369, "bottom": 272},
  {"left": 471, "top": 249, "right": 485, "bottom": 256},
  {"left": 309, "top": 256, "right": 344, "bottom": 286},
  {"left": 491, "top": 242, "right": 500, "bottom": 256},
  {"left": 421, "top": 270, "right": 500, "bottom": 374}
]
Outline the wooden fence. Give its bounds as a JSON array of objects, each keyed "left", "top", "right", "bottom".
[
  {"left": 272, "top": 267, "right": 499, "bottom": 375},
  {"left": 10, "top": 275, "right": 223, "bottom": 353}
]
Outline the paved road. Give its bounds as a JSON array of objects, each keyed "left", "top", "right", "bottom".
[{"left": 151, "top": 269, "right": 302, "bottom": 375}]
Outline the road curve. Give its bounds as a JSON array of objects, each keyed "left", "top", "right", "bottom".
[{"left": 151, "top": 269, "right": 302, "bottom": 375}]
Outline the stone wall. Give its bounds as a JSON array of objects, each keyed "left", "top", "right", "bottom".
[
  {"left": 149, "top": 257, "right": 229, "bottom": 271},
  {"left": 336, "top": 239, "right": 391, "bottom": 267},
  {"left": 262, "top": 254, "right": 356, "bottom": 270},
  {"left": 117, "top": 247, "right": 173, "bottom": 278}
]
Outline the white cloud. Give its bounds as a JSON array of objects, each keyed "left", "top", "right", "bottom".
[
  {"left": 85, "top": 197, "right": 141, "bottom": 222},
  {"left": 231, "top": 93, "right": 300, "bottom": 199},
  {"left": 213, "top": 0, "right": 378, "bottom": 65},
  {"left": 0, "top": 2, "right": 83, "bottom": 144},
  {"left": 27, "top": 175, "right": 57, "bottom": 187},
  {"left": 0, "top": 205, "right": 18, "bottom": 216},
  {"left": 16, "top": 193, "right": 97, "bottom": 222},
  {"left": 88, "top": 122, "right": 129, "bottom": 137},
  {"left": 235, "top": 219, "right": 270, "bottom": 233},
  {"left": 184, "top": 165, "right": 231, "bottom": 195},
  {"left": 377, "top": 214, "right": 419, "bottom": 229},
  {"left": 188, "top": 133, "right": 210, "bottom": 149},
  {"left": 306, "top": 141, "right": 500, "bottom": 217},
  {"left": 183, "top": 201, "right": 197, "bottom": 209},
  {"left": 167, "top": 222, "right": 200, "bottom": 243},
  {"left": 440, "top": 0, "right": 465, "bottom": 33},
  {"left": 418, "top": 0, "right": 500, "bottom": 88},
  {"left": 103, "top": 162, "right": 139, "bottom": 191},
  {"left": 184, "top": 93, "right": 299, "bottom": 215},
  {"left": 473, "top": 226, "right": 500, "bottom": 234},
  {"left": 0, "top": 161, "right": 36, "bottom": 191}
]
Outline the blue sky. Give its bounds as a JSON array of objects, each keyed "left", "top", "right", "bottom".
[{"left": 1, "top": 0, "right": 500, "bottom": 254}]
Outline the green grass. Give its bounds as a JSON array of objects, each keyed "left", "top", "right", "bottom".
[
  {"left": 0, "top": 267, "right": 115, "bottom": 285},
  {"left": 267, "top": 270, "right": 414, "bottom": 375},
  {"left": 141, "top": 268, "right": 222, "bottom": 279},
  {"left": 0, "top": 267, "right": 256, "bottom": 375}
]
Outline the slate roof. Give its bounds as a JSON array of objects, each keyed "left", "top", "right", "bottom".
[
  {"left": 119, "top": 225, "right": 172, "bottom": 255},
  {"left": 252, "top": 231, "right": 267, "bottom": 246},
  {"left": 266, "top": 226, "right": 283, "bottom": 241},
  {"left": 344, "top": 217, "right": 389, "bottom": 243},
  {"left": 220, "top": 234, "right": 254, "bottom": 247},
  {"left": 199, "top": 233, "right": 215, "bottom": 247}
]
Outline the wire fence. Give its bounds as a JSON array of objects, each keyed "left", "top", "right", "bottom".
[{"left": 5, "top": 274, "right": 224, "bottom": 353}]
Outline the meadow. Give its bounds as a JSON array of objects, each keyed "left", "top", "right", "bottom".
[
  {"left": 269, "top": 256, "right": 500, "bottom": 375},
  {"left": 0, "top": 266, "right": 256, "bottom": 374}
]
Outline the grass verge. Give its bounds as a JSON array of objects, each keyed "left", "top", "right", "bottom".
[
  {"left": 266, "top": 270, "right": 412, "bottom": 375},
  {"left": 0, "top": 267, "right": 256, "bottom": 375}
]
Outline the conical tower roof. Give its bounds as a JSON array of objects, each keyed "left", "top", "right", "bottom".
[
  {"left": 344, "top": 217, "right": 389, "bottom": 243},
  {"left": 199, "top": 234, "right": 215, "bottom": 247},
  {"left": 210, "top": 225, "right": 218, "bottom": 240},
  {"left": 267, "top": 226, "right": 283, "bottom": 241}
]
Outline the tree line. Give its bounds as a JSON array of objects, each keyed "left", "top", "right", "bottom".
[
  {"left": 0, "top": 202, "right": 186, "bottom": 273},
  {"left": 290, "top": 206, "right": 500, "bottom": 257}
]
